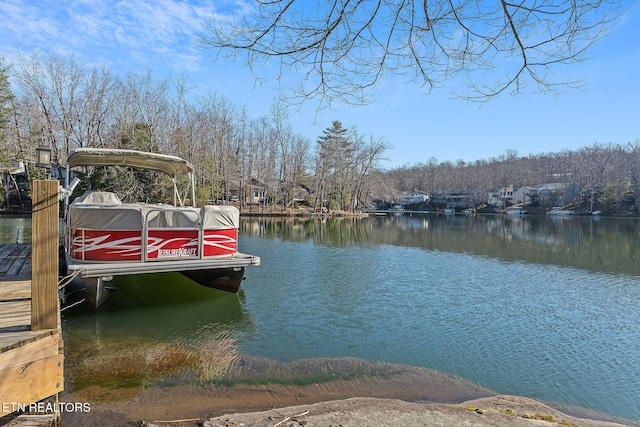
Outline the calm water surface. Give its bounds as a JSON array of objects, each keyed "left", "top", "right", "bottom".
[{"left": 2, "top": 213, "right": 639, "bottom": 424}]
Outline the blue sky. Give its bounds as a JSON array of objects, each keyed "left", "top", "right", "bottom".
[{"left": 1, "top": 0, "right": 638, "bottom": 168}]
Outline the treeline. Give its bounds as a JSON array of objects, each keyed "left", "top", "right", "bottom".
[
  {"left": 2, "top": 52, "right": 638, "bottom": 215},
  {"left": 384, "top": 144, "right": 640, "bottom": 214},
  {"left": 0, "top": 52, "right": 389, "bottom": 211}
]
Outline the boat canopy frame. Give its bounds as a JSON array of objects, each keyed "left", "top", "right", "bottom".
[{"left": 65, "top": 148, "right": 196, "bottom": 208}]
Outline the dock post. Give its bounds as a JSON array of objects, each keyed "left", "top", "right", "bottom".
[{"left": 31, "top": 179, "right": 60, "bottom": 331}]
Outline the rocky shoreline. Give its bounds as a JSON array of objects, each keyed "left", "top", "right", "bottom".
[{"left": 201, "top": 396, "right": 634, "bottom": 427}]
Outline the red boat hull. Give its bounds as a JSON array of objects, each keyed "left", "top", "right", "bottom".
[{"left": 70, "top": 228, "right": 238, "bottom": 261}]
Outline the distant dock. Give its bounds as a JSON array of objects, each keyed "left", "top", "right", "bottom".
[{"left": 0, "top": 180, "right": 64, "bottom": 422}]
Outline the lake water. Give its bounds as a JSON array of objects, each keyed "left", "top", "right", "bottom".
[{"left": 2, "top": 213, "right": 639, "bottom": 425}]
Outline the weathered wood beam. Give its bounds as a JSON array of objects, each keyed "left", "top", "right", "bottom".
[{"left": 30, "top": 180, "right": 60, "bottom": 331}]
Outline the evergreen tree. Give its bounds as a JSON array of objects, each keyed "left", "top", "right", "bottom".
[{"left": 315, "top": 121, "right": 355, "bottom": 211}]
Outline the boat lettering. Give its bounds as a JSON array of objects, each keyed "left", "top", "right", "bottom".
[{"left": 158, "top": 248, "right": 197, "bottom": 257}]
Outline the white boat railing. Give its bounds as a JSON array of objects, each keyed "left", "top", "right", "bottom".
[{"left": 142, "top": 206, "right": 203, "bottom": 262}]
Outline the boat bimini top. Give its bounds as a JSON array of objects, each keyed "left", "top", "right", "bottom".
[{"left": 65, "top": 148, "right": 196, "bottom": 207}]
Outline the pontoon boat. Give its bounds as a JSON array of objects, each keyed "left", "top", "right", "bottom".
[{"left": 61, "top": 148, "right": 260, "bottom": 308}]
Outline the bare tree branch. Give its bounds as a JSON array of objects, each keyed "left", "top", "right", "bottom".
[{"left": 197, "top": 0, "right": 624, "bottom": 107}]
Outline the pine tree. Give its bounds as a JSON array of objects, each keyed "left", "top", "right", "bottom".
[{"left": 315, "top": 121, "right": 355, "bottom": 211}]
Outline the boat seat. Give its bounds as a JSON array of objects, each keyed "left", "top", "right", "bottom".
[
  {"left": 73, "top": 191, "right": 123, "bottom": 205},
  {"left": 68, "top": 192, "right": 142, "bottom": 230},
  {"left": 201, "top": 205, "right": 239, "bottom": 229},
  {"left": 143, "top": 205, "right": 200, "bottom": 228}
]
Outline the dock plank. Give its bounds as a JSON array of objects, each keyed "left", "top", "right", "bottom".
[
  {"left": 6, "top": 245, "right": 31, "bottom": 277},
  {"left": 0, "top": 334, "right": 59, "bottom": 370},
  {"left": 0, "top": 330, "right": 54, "bottom": 353},
  {"left": 17, "top": 252, "right": 32, "bottom": 277},
  {"left": 0, "top": 245, "right": 19, "bottom": 276},
  {"left": 0, "top": 300, "right": 31, "bottom": 331},
  {"left": 0, "top": 280, "right": 31, "bottom": 301},
  {"left": 0, "top": 244, "right": 14, "bottom": 262},
  {"left": 0, "top": 244, "right": 32, "bottom": 279}
]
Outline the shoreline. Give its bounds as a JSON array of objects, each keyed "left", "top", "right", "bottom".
[
  {"left": 51, "top": 395, "right": 636, "bottom": 427},
  {"left": 54, "top": 354, "right": 638, "bottom": 427},
  {"left": 2, "top": 204, "right": 640, "bottom": 218}
]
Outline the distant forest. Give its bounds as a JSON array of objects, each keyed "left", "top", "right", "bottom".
[
  {"left": 383, "top": 143, "right": 640, "bottom": 215},
  {"left": 1, "top": 52, "right": 638, "bottom": 215}
]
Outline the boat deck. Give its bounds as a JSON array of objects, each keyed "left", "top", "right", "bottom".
[{"left": 66, "top": 252, "right": 261, "bottom": 278}]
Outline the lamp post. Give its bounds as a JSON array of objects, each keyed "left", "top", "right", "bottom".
[
  {"left": 36, "top": 145, "right": 52, "bottom": 178},
  {"left": 36, "top": 145, "right": 52, "bottom": 169}
]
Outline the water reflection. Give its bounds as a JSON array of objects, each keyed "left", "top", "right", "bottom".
[{"left": 242, "top": 214, "right": 640, "bottom": 276}]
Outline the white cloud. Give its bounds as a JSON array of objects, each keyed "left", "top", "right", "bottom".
[{"left": 1, "top": 0, "right": 229, "bottom": 75}]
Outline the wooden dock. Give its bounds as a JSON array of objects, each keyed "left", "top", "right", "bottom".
[
  {"left": 1, "top": 180, "right": 64, "bottom": 420},
  {"left": 0, "top": 243, "right": 64, "bottom": 418}
]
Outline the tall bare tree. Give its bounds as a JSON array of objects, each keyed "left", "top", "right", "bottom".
[
  {"left": 0, "top": 56, "right": 14, "bottom": 159},
  {"left": 12, "top": 52, "right": 60, "bottom": 159},
  {"left": 351, "top": 132, "right": 390, "bottom": 211},
  {"left": 74, "top": 66, "right": 118, "bottom": 150},
  {"left": 12, "top": 53, "right": 119, "bottom": 160},
  {"left": 117, "top": 70, "right": 169, "bottom": 153}
]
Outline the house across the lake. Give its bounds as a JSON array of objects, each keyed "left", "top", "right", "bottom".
[
  {"left": 527, "top": 183, "right": 580, "bottom": 206},
  {"left": 488, "top": 185, "right": 529, "bottom": 208},
  {"left": 397, "top": 192, "right": 429, "bottom": 205}
]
